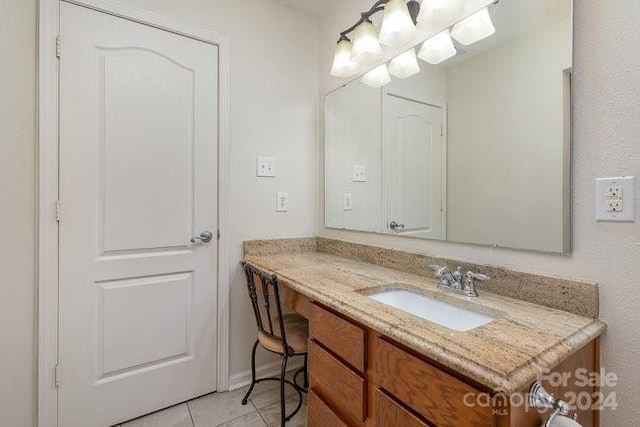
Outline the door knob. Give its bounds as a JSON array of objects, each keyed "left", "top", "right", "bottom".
[
  {"left": 191, "top": 230, "right": 214, "bottom": 243},
  {"left": 389, "top": 221, "right": 405, "bottom": 231}
]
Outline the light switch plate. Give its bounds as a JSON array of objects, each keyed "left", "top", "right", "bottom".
[
  {"left": 352, "top": 165, "right": 366, "bottom": 182},
  {"left": 343, "top": 193, "right": 353, "bottom": 211},
  {"left": 257, "top": 156, "right": 276, "bottom": 177},
  {"left": 596, "top": 176, "right": 635, "bottom": 221},
  {"left": 276, "top": 192, "right": 288, "bottom": 212}
]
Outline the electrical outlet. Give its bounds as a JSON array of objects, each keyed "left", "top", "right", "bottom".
[
  {"left": 596, "top": 177, "right": 635, "bottom": 221},
  {"left": 607, "top": 200, "right": 623, "bottom": 212},
  {"left": 607, "top": 186, "right": 622, "bottom": 198},
  {"left": 606, "top": 186, "right": 623, "bottom": 212},
  {"left": 276, "top": 192, "right": 288, "bottom": 212},
  {"left": 343, "top": 193, "right": 353, "bottom": 211}
]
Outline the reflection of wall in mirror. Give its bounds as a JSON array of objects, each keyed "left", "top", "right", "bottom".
[
  {"left": 324, "top": 63, "right": 448, "bottom": 233},
  {"left": 446, "top": 17, "right": 572, "bottom": 252},
  {"left": 324, "top": 81, "right": 382, "bottom": 232}
]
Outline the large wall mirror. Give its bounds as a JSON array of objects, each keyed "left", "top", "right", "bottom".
[{"left": 325, "top": 0, "right": 572, "bottom": 253}]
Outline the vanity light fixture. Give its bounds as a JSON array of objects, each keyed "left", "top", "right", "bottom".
[
  {"left": 330, "top": 0, "right": 498, "bottom": 82},
  {"left": 417, "top": 0, "right": 463, "bottom": 27},
  {"left": 388, "top": 48, "right": 420, "bottom": 78},
  {"left": 330, "top": 35, "right": 357, "bottom": 77},
  {"left": 379, "top": 0, "right": 418, "bottom": 47},
  {"left": 450, "top": 7, "right": 496, "bottom": 45},
  {"left": 351, "top": 17, "right": 384, "bottom": 62},
  {"left": 330, "top": 0, "right": 420, "bottom": 76},
  {"left": 418, "top": 28, "right": 457, "bottom": 64},
  {"left": 361, "top": 63, "right": 392, "bottom": 88}
]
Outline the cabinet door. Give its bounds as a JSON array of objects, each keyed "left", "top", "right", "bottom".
[
  {"left": 375, "top": 389, "right": 432, "bottom": 427},
  {"left": 310, "top": 303, "right": 366, "bottom": 372},
  {"left": 309, "top": 340, "right": 365, "bottom": 426},
  {"left": 374, "top": 337, "right": 493, "bottom": 426}
]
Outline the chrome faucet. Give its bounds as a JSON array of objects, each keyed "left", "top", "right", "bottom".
[{"left": 429, "top": 265, "right": 489, "bottom": 297}]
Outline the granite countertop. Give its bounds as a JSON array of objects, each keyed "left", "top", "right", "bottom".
[{"left": 243, "top": 249, "right": 606, "bottom": 394}]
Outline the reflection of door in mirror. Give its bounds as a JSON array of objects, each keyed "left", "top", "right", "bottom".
[{"left": 383, "top": 94, "right": 446, "bottom": 240}]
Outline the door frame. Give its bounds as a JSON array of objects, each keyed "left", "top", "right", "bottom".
[{"left": 37, "top": 1, "right": 231, "bottom": 426}]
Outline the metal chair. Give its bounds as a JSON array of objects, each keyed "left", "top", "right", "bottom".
[{"left": 241, "top": 262, "right": 308, "bottom": 426}]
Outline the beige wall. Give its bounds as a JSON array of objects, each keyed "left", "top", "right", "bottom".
[
  {"left": 0, "top": 1, "right": 37, "bottom": 426},
  {"left": 2, "top": 0, "right": 640, "bottom": 426},
  {"left": 1, "top": 0, "right": 318, "bottom": 425},
  {"left": 320, "top": 1, "right": 640, "bottom": 425},
  {"left": 324, "top": 81, "right": 383, "bottom": 232}
]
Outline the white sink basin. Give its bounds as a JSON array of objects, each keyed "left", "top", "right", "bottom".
[{"left": 367, "top": 288, "right": 495, "bottom": 332}]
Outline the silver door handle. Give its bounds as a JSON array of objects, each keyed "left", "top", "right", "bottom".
[
  {"left": 389, "top": 221, "right": 405, "bottom": 230},
  {"left": 191, "top": 230, "right": 214, "bottom": 243}
]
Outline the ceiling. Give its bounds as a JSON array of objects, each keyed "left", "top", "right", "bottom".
[{"left": 273, "top": 0, "right": 339, "bottom": 17}]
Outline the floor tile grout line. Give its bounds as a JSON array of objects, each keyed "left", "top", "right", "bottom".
[
  {"left": 256, "top": 408, "right": 269, "bottom": 427},
  {"left": 186, "top": 399, "right": 196, "bottom": 427}
]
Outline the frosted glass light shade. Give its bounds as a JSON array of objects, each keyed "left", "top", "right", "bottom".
[
  {"left": 351, "top": 19, "right": 383, "bottom": 62},
  {"left": 451, "top": 7, "right": 495, "bottom": 45},
  {"left": 388, "top": 49, "right": 420, "bottom": 79},
  {"left": 379, "top": 0, "right": 417, "bottom": 47},
  {"left": 418, "top": 29, "right": 456, "bottom": 64},
  {"left": 330, "top": 38, "right": 356, "bottom": 77},
  {"left": 361, "top": 64, "right": 392, "bottom": 88},
  {"left": 417, "top": 0, "right": 463, "bottom": 27}
]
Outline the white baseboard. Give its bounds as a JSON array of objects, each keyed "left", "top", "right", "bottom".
[{"left": 228, "top": 357, "right": 305, "bottom": 391}]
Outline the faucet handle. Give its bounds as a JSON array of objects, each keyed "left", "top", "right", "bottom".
[
  {"left": 429, "top": 264, "right": 448, "bottom": 276},
  {"left": 466, "top": 271, "right": 490, "bottom": 282},
  {"left": 463, "top": 271, "right": 489, "bottom": 297}
]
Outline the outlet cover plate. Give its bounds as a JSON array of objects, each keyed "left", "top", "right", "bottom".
[
  {"left": 343, "top": 193, "right": 353, "bottom": 211},
  {"left": 276, "top": 192, "right": 288, "bottom": 212},
  {"left": 596, "top": 176, "right": 635, "bottom": 221}
]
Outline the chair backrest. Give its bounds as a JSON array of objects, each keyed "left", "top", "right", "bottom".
[{"left": 242, "top": 262, "right": 289, "bottom": 354}]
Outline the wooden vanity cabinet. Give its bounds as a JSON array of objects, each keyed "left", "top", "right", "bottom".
[
  {"left": 308, "top": 303, "right": 367, "bottom": 426},
  {"left": 372, "top": 336, "right": 493, "bottom": 426},
  {"left": 374, "top": 389, "right": 431, "bottom": 427},
  {"left": 306, "top": 301, "right": 600, "bottom": 427},
  {"left": 308, "top": 388, "right": 349, "bottom": 427}
]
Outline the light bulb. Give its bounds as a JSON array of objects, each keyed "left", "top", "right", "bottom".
[
  {"left": 361, "top": 64, "right": 392, "bottom": 88},
  {"left": 451, "top": 7, "right": 495, "bottom": 45},
  {"left": 330, "top": 37, "right": 356, "bottom": 77},
  {"left": 417, "top": 29, "right": 456, "bottom": 65},
  {"left": 388, "top": 48, "right": 420, "bottom": 79},
  {"left": 351, "top": 19, "right": 383, "bottom": 62},
  {"left": 379, "top": 0, "right": 417, "bottom": 47},
  {"left": 417, "top": 0, "right": 463, "bottom": 27}
]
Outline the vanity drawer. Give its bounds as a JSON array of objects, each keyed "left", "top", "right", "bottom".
[
  {"left": 309, "top": 340, "right": 365, "bottom": 426},
  {"left": 308, "top": 389, "right": 349, "bottom": 427},
  {"left": 310, "top": 303, "right": 365, "bottom": 372},
  {"left": 373, "top": 337, "right": 493, "bottom": 427},
  {"left": 375, "top": 388, "right": 432, "bottom": 427}
]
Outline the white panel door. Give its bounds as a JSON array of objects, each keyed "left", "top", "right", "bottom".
[
  {"left": 384, "top": 95, "right": 446, "bottom": 239},
  {"left": 59, "top": 3, "right": 218, "bottom": 426}
]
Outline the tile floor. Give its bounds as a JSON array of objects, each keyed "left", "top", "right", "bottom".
[{"left": 113, "top": 374, "right": 307, "bottom": 427}]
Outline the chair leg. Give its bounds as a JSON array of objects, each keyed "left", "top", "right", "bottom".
[
  {"left": 280, "top": 355, "right": 289, "bottom": 427},
  {"left": 241, "top": 339, "right": 259, "bottom": 405},
  {"left": 303, "top": 354, "right": 309, "bottom": 389}
]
